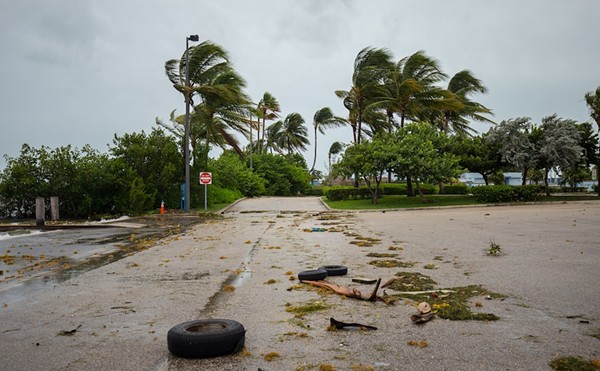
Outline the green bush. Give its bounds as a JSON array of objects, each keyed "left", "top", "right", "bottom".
[
  {"left": 416, "top": 183, "right": 437, "bottom": 195},
  {"left": 306, "top": 186, "right": 324, "bottom": 196},
  {"left": 513, "top": 185, "right": 546, "bottom": 201},
  {"left": 471, "top": 185, "right": 546, "bottom": 203},
  {"left": 440, "top": 183, "right": 469, "bottom": 195},
  {"left": 471, "top": 185, "right": 515, "bottom": 203},
  {"left": 381, "top": 183, "right": 407, "bottom": 195},
  {"left": 323, "top": 186, "right": 372, "bottom": 201}
]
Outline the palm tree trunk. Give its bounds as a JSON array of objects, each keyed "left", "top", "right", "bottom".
[{"left": 310, "top": 126, "right": 318, "bottom": 172}]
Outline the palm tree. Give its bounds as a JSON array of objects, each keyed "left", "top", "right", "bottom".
[
  {"left": 328, "top": 141, "right": 344, "bottom": 172},
  {"left": 584, "top": 86, "right": 600, "bottom": 130},
  {"left": 165, "top": 41, "right": 251, "bottom": 168},
  {"left": 436, "top": 70, "right": 494, "bottom": 136},
  {"left": 310, "top": 108, "right": 346, "bottom": 172},
  {"left": 381, "top": 50, "right": 456, "bottom": 128},
  {"left": 257, "top": 92, "right": 281, "bottom": 154},
  {"left": 272, "top": 113, "right": 309, "bottom": 155},
  {"left": 195, "top": 66, "right": 251, "bottom": 167},
  {"left": 156, "top": 109, "right": 207, "bottom": 167},
  {"left": 584, "top": 85, "right": 600, "bottom": 197},
  {"left": 265, "top": 120, "right": 283, "bottom": 154},
  {"left": 335, "top": 47, "right": 393, "bottom": 144}
]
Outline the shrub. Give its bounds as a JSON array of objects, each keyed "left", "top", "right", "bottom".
[
  {"left": 306, "top": 186, "right": 324, "bottom": 196},
  {"left": 471, "top": 185, "right": 546, "bottom": 203},
  {"left": 416, "top": 183, "right": 437, "bottom": 195},
  {"left": 381, "top": 183, "right": 407, "bottom": 195},
  {"left": 323, "top": 186, "right": 372, "bottom": 201},
  {"left": 440, "top": 183, "right": 469, "bottom": 195},
  {"left": 512, "top": 185, "right": 546, "bottom": 201},
  {"left": 471, "top": 185, "right": 515, "bottom": 203}
]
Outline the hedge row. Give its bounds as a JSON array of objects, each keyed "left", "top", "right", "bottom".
[
  {"left": 470, "top": 185, "right": 546, "bottom": 203},
  {"left": 322, "top": 183, "right": 468, "bottom": 201}
]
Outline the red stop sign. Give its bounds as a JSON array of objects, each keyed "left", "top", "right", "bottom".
[{"left": 199, "top": 172, "right": 212, "bottom": 185}]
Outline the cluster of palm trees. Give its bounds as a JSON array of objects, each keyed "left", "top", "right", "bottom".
[
  {"left": 335, "top": 47, "right": 494, "bottom": 144},
  {"left": 161, "top": 41, "right": 318, "bottom": 170},
  {"left": 160, "top": 41, "right": 495, "bottom": 175}
]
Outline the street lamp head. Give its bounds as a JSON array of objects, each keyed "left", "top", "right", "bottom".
[{"left": 188, "top": 35, "right": 199, "bottom": 42}]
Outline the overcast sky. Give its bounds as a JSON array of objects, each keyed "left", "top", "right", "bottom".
[{"left": 1, "top": 0, "right": 599, "bottom": 172}]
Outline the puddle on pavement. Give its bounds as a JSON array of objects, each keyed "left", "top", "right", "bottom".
[{"left": 0, "top": 216, "right": 204, "bottom": 306}]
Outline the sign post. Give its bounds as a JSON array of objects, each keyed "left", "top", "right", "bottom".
[{"left": 199, "top": 172, "right": 212, "bottom": 211}]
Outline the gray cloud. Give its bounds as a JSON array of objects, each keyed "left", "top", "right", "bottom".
[{"left": 1, "top": 0, "right": 599, "bottom": 172}]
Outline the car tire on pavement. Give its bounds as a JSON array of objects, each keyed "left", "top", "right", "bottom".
[
  {"left": 319, "top": 265, "right": 348, "bottom": 276},
  {"left": 167, "top": 319, "right": 246, "bottom": 359},
  {"left": 297, "top": 268, "right": 328, "bottom": 281}
]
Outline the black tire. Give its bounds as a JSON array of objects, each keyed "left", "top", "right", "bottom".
[
  {"left": 319, "top": 265, "right": 348, "bottom": 276},
  {"left": 167, "top": 319, "right": 246, "bottom": 359},
  {"left": 298, "top": 268, "right": 328, "bottom": 281}
]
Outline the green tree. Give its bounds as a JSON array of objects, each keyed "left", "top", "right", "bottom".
[
  {"left": 209, "top": 151, "right": 265, "bottom": 197},
  {"left": 252, "top": 153, "right": 311, "bottom": 196},
  {"left": 392, "top": 122, "right": 462, "bottom": 198},
  {"left": 450, "top": 135, "right": 502, "bottom": 185},
  {"left": 0, "top": 144, "right": 46, "bottom": 218},
  {"left": 537, "top": 115, "right": 582, "bottom": 187},
  {"left": 486, "top": 117, "right": 538, "bottom": 185},
  {"left": 333, "top": 135, "right": 396, "bottom": 204},
  {"left": 310, "top": 107, "right": 346, "bottom": 172},
  {"left": 575, "top": 122, "right": 599, "bottom": 167},
  {"left": 110, "top": 128, "right": 182, "bottom": 212}
]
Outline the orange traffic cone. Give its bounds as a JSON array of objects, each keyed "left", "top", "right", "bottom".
[{"left": 160, "top": 201, "right": 165, "bottom": 215}]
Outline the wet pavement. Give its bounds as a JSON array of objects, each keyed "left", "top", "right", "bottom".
[
  {"left": 0, "top": 215, "right": 203, "bottom": 305},
  {"left": 0, "top": 199, "right": 598, "bottom": 370}
]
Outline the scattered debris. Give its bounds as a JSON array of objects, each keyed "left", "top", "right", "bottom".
[
  {"left": 57, "top": 324, "right": 82, "bottom": 336},
  {"left": 352, "top": 277, "right": 378, "bottom": 284},
  {"left": 407, "top": 340, "right": 429, "bottom": 348},
  {"left": 329, "top": 317, "right": 377, "bottom": 331},
  {"left": 411, "top": 302, "right": 435, "bottom": 324},
  {"left": 302, "top": 278, "right": 382, "bottom": 301}
]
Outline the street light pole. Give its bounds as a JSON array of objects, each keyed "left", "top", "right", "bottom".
[{"left": 184, "top": 34, "right": 199, "bottom": 212}]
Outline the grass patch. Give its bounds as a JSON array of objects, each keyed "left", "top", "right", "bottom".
[
  {"left": 386, "top": 272, "right": 437, "bottom": 291},
  {"left": 325, "top": 195, "right": 478, "bottom": 210},
  {"left": 324, "top": 194, "right": 600, "bottom": 210},
  {"left": 369, "top": 259, "right": 414, "bottom": 268},
  {"left": 285, "top": 300, "right": 330, "bottom": 318},
  {"left": 350, "top": 236, "right": 382, "bottom": 247},
  {"left": 549, "top": 356, "right": 599, "bottom": 371}
]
